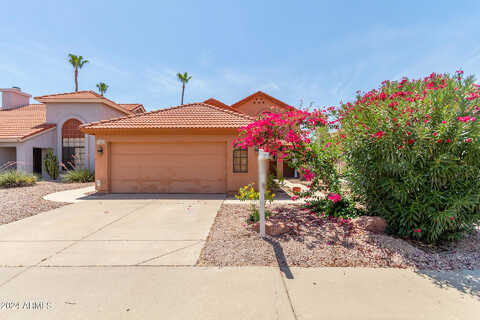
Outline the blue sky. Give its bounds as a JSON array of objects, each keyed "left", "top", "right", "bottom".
[{"left": 1, "top": 0, "right": 479, "bottom": 111}]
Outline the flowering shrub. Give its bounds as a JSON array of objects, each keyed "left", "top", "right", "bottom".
[
  {"left": 339, "top": 71, "right": 480, "bottom": 243},
  {"left": 235, "top": 183, "right": 275, "bottom": 223},
  {"left": 235, "top": 109, "right": 340, "bottom": 191},
  {"left": 236, "top": 109, "right": 349, "bottom": 219},
  {"left": 306, "top": 193, "right": 362, "bottom": 219}
]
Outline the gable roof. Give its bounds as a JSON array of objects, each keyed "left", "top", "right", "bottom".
[
  {"left": 119, "top": 104, "right": 146, "bottom": 113},
  {"left": 203, "top": 98, "right": 232, "bottom": 110},
  {"left": 230, "top": 91, "right": 294, "bottom": 111},
  {"left": 35, "top": 90, "right": 132, "bottom": 115},
  {"left": 0, "top": 104, "right": 56, "bottom": 141},
  {"left": 81, "top": 102, "right": 254, "bottom": 133}
]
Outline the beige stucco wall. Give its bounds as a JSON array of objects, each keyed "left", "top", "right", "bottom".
[
  {"left": 92, "top": 129, "right": 260, "bottom": 194},
  {"left": 45, "top": 103, "right": 127, "bottom": 171},
  {"left": 16, "top": 129, "right": 57, "bottom": 176},
  {"left": 0, "top": 89, "right": 31, "bottom": 110},
  {"left": 0, "top": 147, "right": 16, "bottom": 169},
  {"left": 234, "top": 96, "right": 281, "bottom": 117}
]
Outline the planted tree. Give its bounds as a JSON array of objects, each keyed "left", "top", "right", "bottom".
[
  {"left": 96, "top": 82, "right": 109, "bottom": 96},
  {"left": 176, "top": 72, "right": 192, "bottom": 104},
  {"left": 68, "top": 54, "right": 89, "bottom": 92},
  {"left": 234, "top": 110, "right": 348, "bottom": 216}
]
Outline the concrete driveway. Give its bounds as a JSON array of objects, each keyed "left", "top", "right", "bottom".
[
  {"left": 0, "top": 194, "right": 478, "bottom": 319},
  {"left": 0, "top": 194, "right": 224, "bottom": 267}
]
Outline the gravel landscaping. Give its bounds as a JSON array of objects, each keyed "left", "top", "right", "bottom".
[
  {"left": 0, "top": 181, "right": 94, "bottom": 225},
  {"left": 198, "top": 204, "right": 480, "bottom": 270}
]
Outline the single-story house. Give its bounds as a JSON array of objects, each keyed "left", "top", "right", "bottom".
[
  {"left": 0, "top": 87, "right": 295, "bottom": 191},
  {"left": 81, "top": 91, "right": 295, "bottom": 194},
  {"left": 0, "top": 88, "right": 145, "bottom": 177}
]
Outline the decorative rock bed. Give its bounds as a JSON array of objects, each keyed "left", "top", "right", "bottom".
[{"left": 198, "top": 204, "right": 480, "bottom": 270}]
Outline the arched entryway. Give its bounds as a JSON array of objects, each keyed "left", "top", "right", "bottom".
[{"left": 61, "top": 118, "right": 85, "bottom": 170}]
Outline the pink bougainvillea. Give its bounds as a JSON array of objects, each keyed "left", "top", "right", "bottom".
[{"left": 234, "top": 110, "right": 327, "bottom": 159}]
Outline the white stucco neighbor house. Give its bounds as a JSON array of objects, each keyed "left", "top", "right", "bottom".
[{"left": 0, "top": 87, "right": 145, "bottom": 177}]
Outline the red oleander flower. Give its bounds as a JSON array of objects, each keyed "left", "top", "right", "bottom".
[
  {"left": 372, "top": 131, "right": 385, "bottom": 138},
  {"left": 328, "top": 193, "right": 341, "bottom": 203},
  {"left": 457, "top": 116, "right": 475, "bottom": 123}
]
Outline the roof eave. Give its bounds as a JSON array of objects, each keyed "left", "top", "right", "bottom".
[
  {"left": 81, "top": 126, "right": 243, "bottom": 135},
  {"left": 35, "top": 98, "right": 133, "bottom": 115},
  {"left": 0, "top": 125, "right": 57, "bottom": 143}
]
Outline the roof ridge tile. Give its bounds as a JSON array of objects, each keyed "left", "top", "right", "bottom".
[{"left": 81, "top": 102, "right": 254, "bottom": 130}]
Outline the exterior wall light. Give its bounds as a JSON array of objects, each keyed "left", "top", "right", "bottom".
[{"left": 97, "top": 146, "right": 103, "bottom": 154}]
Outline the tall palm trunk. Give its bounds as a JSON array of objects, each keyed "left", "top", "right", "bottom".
[
  {"left": 74, "top": 68, "right": 79, "bottom": 92},
  {"left": 181, "top": 83, "right": 185, "bottom": 104}
]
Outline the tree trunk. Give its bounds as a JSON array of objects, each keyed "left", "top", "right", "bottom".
[
  {"left": 74, "top": 68, "right": 78, "bottom": 92},
  {"left": 181, "top": 83, "right": 185, "bottom": 104}
]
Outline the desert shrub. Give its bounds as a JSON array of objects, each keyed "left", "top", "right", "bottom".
[
  {"left": 62, "top": 169, "right": 95, "bottom": 183},
  {"left": 0, "top": 170, "right": 37, "bottom": 188},
  {"left": 267, "top": 173, "right": 285, "bottom": 192},
  {"left": 235, "top": 183, "right": 275, "bottom": 223},
  {"left": 306, "top": 193, "right": 362, "bottom": 219},
  {"left": 339, "top": 71, "right": 480, "bottom": 243},
  {"left": 43, "top": 150, "right": 59, "bottom": 180}
]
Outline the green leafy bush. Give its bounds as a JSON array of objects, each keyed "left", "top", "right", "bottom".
[
  {"left": 0, "top": 170, "right": 37, "bottom": 188},
  {"left": 43, "top": 150, "right": 59, "bottom": 180},
  {"left": 62, "top": 169, "right": 95, "bottom": 183},
  {"left": 340, "top": 71, "right": 480, "bottom": 243},
  {"left": 306, "top": 193, "right": 362, "bottom": 219},
  {"left": 235, "top": 183, "right": 275, "bottom": 223}
]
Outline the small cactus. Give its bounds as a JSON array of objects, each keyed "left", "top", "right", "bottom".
[{"left": 43, "top": 150, "right": 59, "bottom": 180}]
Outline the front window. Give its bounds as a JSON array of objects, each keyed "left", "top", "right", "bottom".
[
  {"left": 233, "top": 149, "right": 248, "bottom": 173},
  {"left": 62, "top": 119, "right": 85, "bottom": 170}
]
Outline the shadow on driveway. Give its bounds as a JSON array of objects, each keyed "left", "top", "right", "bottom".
[
  {"left": 79, "top": 193, "right": 226, "bottom": 201},
  {"left": 415, "top": 269, "right": 480, "bottom": 299}
]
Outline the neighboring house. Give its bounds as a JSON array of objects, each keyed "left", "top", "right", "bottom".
[
  {"left": 0, "top": 88, "right": 145, "bottom": 177},
  {"left": 205, "top": 91, "right": 297, "bottom": 178},
  {"left": 81, "top": 91, "right": 296, "bottom": 194}
]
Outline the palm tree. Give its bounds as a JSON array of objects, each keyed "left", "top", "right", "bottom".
[
  {"left": 68, "top": 54, "right": 89, "bottom": 92},
  {"left": 176, "top": 72, "right": 192, "bottom": 104},
  {"left": 96, "top": 82, "right": 109, "bottom": 96}
]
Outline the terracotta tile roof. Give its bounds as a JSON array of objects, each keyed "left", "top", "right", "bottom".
[
  {"left": 0, "top": 104, "right": 56, "bottom": 140},
  {"left": 81, "top": 102, "right": 254, "bottom": 131},
  {"left": 231, "top": 91, "right": 295, "bottom": 111},
  {"left": 35, "top": 90, "right": 132, "bottom": 115},
  {"left": 118, "top": 103, "right": 146, "bottom": 113},
  {"left": 202, "top": 98, "right": 239, "bottom": 112},
  {"left": 34, "top": 91, "right": 101, "bottom": 99}
]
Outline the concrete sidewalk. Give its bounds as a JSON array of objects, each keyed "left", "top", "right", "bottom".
[
  {"left": 43, "top": 185, "right": 96, "bottom": 203},
  {"left": 2, "top": 193, "right": 478, "bottom": 319},
  {"left": 0, "top": 266, "right": 478, "bottom": 319}
]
